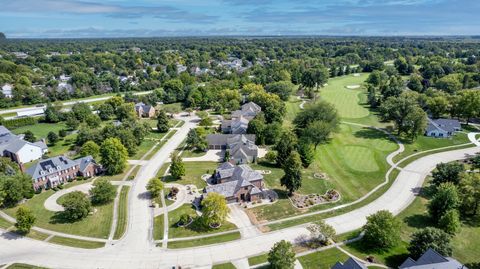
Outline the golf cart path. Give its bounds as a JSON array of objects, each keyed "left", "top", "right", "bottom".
[{"left": 0, "top": 134, "right": 478, "bottom": 268}]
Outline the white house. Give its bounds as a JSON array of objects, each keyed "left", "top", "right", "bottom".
[
  {"left": 1, "top": 84, "right": 13, "bottom": 98},
  {"left": 425, "top": 118, "right": 461, "bottom": 138},
  {"left": 0, "top": 126, "right": 48, "bottom": 165}
]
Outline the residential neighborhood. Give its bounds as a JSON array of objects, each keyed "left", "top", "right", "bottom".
[{"left": 1, "top": 4, "right": 480, "bottom": 269}]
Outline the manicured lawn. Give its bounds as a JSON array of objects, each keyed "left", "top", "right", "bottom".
[
  {"left": 7, "top": 264, "right": 48, "bottom": 269},
  {"left": 12, "top": 122, "right": 68, "bottom": 138},
  {"left": 48, "top": 236, "right": 105, "bottom": 249},
  {"left": 153, "top": 214, "right": 164, "bottom": 240},
  {"left": 159, "top": 161, "right": 217, "bottom": 188},
  {"left": 100, "top": 165, "right": 133, "bottom": 181},
  {"left": 298, "top": 247, "right": 349, "bottom": 269},
  {"left": 249, "top": 124, "right": 397, "bottom": 222},
  {"left": 0, "top": 215, "right": 13, "bottom": 229},
  {"left": 161, "top": 204, "right": 237, "bottom": 239},
  {"left": 167, "top": 231, "right": 241, "bottom": 249},
  {"left": 25, "top": 230, "right": 50, "bottom": 241},
  {"left": 131, "top": 139, "right": 157, "bottom": 159},
  {"left": 284, "top": 96, "right": 302, "bottom": 127},
  {"left": 46, "top": 134, "right": 77, "bottom": 157},
  {"left": 2, "top": 179, "right": 113, "bottom": 238},
  {"left": 393, "top": 133, "right": 471, "bottom": 164},
  {"left": 212, "top": 262, "right": 236, "bottom": 269},
  {"left": 248, "top": 253, "right": 269, "bottom": 266},
  {"left": 113, "top": 186, "right": 130, "bottom": 240}
]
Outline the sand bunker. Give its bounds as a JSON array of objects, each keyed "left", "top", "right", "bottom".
[{"left": 346, "top": 84, "right": 360, "bottom": 89}]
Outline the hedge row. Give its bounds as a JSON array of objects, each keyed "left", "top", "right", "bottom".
[{"left": 2, "top": 117, "right": 39, "bottom": 129}]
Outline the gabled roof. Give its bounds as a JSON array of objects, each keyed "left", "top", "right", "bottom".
[
  {"left": 75, "top": 155, "right": 99, "bottom": 172},
  {"left": 27, "top": 156, "right": 78, "bottom": 180},
  {"left": 399, "top": 248, "right": 466, "bottom": 269},
  {"left": 331, "top": 258, "right": 367, "bottom": 269},
  {"left": 208, "top": 163, "right": 263, "bottom": 198},
  {"left": 426, "top": 118, "right": 461, "bottom": 134}
]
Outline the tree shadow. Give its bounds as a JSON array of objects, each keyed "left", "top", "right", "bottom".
[
  {"left": 256, "top": 160, "right": 279, "bottom": 169},
  {"left": 137, "top": 191, "right": 151, "bottom": 200},
  {"left": 403, "top": 214, "right": 432, "bottom": 229},
  {"left": 50, "top": 211, "right": 81, "bottom": 224},
  {"left": 384, "top": 253, "right": 411, "bottom": 267},
  {"left": 353, "top": 128, "right": 389, "bottom": 140},
  {"left": 466, "top": 262, "right": 480, "bottom": 269}
]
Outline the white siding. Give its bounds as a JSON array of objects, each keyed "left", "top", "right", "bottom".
[{"left": 16, "top": 144, "right": 43, "bottom": 163}]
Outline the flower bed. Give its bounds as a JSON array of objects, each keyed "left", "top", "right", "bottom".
[{"left": 290, "top": 189, "right": 340, "bottom": 209}]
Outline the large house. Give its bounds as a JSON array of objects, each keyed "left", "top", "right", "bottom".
[
  {"left": 204, "top": 162, "right": 264, "bottom": 203},
  {"left": 399, "top": 248, "right": 466, "bottom": 269},
  {"left": 425, "top": 118, "right": 461, "bottom": 138},
  {"left": 221, "top": 102, "right": 261, "bottom": 134},
  {"left": 332, "top": 258, "right": 367, "bottom": 269},
  {"left": 0, "top": 126, "right": 48, "bottom": 166},
  {"left": 134, "top": 102, "right": 156, "bottom": 118},
  {"left": 27, "top": 155, "right": 101, "bottom": 191},
  {"left": 1, "top": 84, "right": 13, "bottom": 98},
  {"left": 206, "top": 134, "right": 258, "bottom": 164}
]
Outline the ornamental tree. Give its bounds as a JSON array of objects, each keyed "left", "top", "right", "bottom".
[
  {"left": 61, "top": 191, "right": 91, "bottom": 221},
  {"left": 15, "top": 206, "right": 35, "bottom": 234},
  {"left": 268, "top": 240, "right": 296, "bottom": 269},
  {"left": 89, "top": 179, "right": 116, "bottom": 205},
  {"left": 201, "top": 193, "right": 230, "bottom": 227},
  {"left": 100, "top": 138, "right": 128, "bottom": 175},
  {"left": 408, "top": 227, "right": 452, "bottom": 259},
  {"left": 363, "top": 210, "right": 401, "bottom": 250},
  {"left": 147, "top": 178, "right": 164, "bottom": 198},
  {"left": 280, "top": 151, "right": 303, "bottom": 195}
]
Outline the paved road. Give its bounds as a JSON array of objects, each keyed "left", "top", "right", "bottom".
[
  {"left": 0, "top": 138, "right": 478, "bottom": 268},
  {"left": 0, "top": 91, "right": 151, "bottom": 116}
]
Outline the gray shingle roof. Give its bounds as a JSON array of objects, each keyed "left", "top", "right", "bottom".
[
  {"left": 206, "top": 163, "right": 263, "bottom": 198},
  {"left": 27, "top": 156, "right": 78, "bottom": 180},
  {"left": 331, "top": 258, "right": 367, "bottom": 269},
  {"left": 426, "top": 118, "right": 461, "bottom": 134},
  {"left": 76, "top": 155, "right": 98, "bottom": 172},
  {"left": 399, "top": 248, "right": 466, "bottom": 269}
]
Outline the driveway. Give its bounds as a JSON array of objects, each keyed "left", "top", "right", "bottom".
[
  {"left": 0, "top": 134, "right": 478, "bottom": 268},
  {"left": 227, "top": 204, "right": 261, "bottom": 238}
]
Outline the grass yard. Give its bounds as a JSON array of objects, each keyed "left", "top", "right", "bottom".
[
  {"left": 159, "top": 204, "right": 237, "bottom": 239},
  {"left": 6, "top": 264, "right": 48, "bottom": 269},
  {"left": 167, "top": 231, "right": 241, "bottom": 249},
  {"left": 298, "top": 247, "right": 349, "bottom": 269},
  {"left": 212, "top": 263, "right": 236, "bottom": 269},
  {"left": 393, "top": 133, "right": 471, "bottom": 164},
  {"left": 2, "top": 179, "right": 113, "bottom": 238},
  {"left": 113, "top": 186, "right": 130, "bottom": 240},
  {"left": 100, "top": 165, "right": 133, "bottom": 181},
  {"left": 159, "top": 161, "right": 217, "bottom": 188},
  {"left": 248, "top": 253, "right": 269, "bottom": 266},
  {"left": 248, "top": 123, "right": 398, "bottom": 222},
  {"left": 153, "top": 214, "right": 164, "bottom": 240},
  {"left": 131, "top": 139, "right": 157, "bottom": 159},
  {"left": 0, "top": 215, "right": 14, "bottom": 229},
  {"left": 12, "top": 122, "right": 68, "bottom": 138},
  {"left": 48, "top": 236, "right": 105, "bottom": 249}
]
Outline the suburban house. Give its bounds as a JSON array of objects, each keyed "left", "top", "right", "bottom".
[
  {"left": 425, "top": 118, "right": 461, "bottom": 138},
  {"left": 134, "top": 102, "right": 156, "bottom": 118},
  {"left": 399, "top": 248, "right": 466, "bottom": 269},
  {"left": 204, "top": 162, "right": 264, "bottom": 203},
  {"left": 1, "top": 84, "right": 13, "bottom": 98},
  {"left": 0, "top": 126, "right": 48, "bottom": 165},
  {"left": 27, "top": 155, "right": 101, "bottom": 191},
  {"left": 221, "top": 102, "right": 261, "bottom": 134},
  {"left": 206, "top": 134, "right": 258, "bottom": 164},
  {"left": 332, "top": 258, "right": 367, "bottom": 269}
]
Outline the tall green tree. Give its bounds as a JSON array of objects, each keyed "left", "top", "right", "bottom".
[
  {"left": 147, "top": 178, "right": 164, "bottom": 198},
  {"left": 170, "top": 151, "right": 185, "bottom": 179},
  {"left": 280, "top": 151, "right": 302, "bottom": 195},
  {"left": 458, "top": 173, "right": 480, "bottom": 216},
  {"left": 432, "top": 162, "right": 464, "bottom": 186},
  {"left": 100, "top": 138, "right": 128, "bottom": 175},
  {"left": 156, "top": 109, "right": 170, "bottom": 133},
  {"left": 275, "top": 130, "right": 297, "bottom": 168},
  {"left": 15, "top": 206, "right": 35, "bottom": 234},
  {"left": 80, "top": 140, "right": 100, "bottom": 158},
  {"left": 201, "top": 193, "right": 230, "bottom": 227},
  {"left": 408, "top": 228, "right": 452, "bottom": 259},
  {"left": 89, "top": 179, "right": 116, "bottom": 205},
  {"left": 297, "top": 140, "right": 315, "bottom": 168},
  {"left": 428, "top": 182, "right": 459, "bottom": 223},
  {"left": 61, "top": 191, "right": 91, "bottom": 221},
  {"left": 363, "top": 210, "right": 401, "bottom": 250},
  {"left": 268, "top": 240, "right": 296, "bottom": 269},
  {"left": 438, "top": 209, "right": 461, "bottom": 235}
]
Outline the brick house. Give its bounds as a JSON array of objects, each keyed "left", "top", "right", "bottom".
[
  {"left": 134, "top": 102, "right": 156, "bottom": 118},
  {"left": 206, "top": 134, "right": 258, "bottom": 164},
  {"left": 27, "top": 155, "right": 101, "bottom": 191},
  {"left": 204, "top": 162, "right": 264, "bottom": 203}
]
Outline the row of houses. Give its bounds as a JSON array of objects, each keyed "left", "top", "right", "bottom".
[
  {"left": 332, "top": 249, "right": 466, "bottom": 269},
  {"left": 0, "top": 125, "right": 101, "bottom": 191}
]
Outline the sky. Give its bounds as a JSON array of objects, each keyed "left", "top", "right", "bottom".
[{"left": 0, "top": 0, "right": 479, "bottom": 38}]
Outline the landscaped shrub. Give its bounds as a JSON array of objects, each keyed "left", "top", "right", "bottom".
[{"left": 3, "top": 117, "right": 38, "bottom": 129}]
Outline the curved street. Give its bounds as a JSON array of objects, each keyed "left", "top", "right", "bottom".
[{"left": 0, "top": 124, "right": 478, "bottom": 268}]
